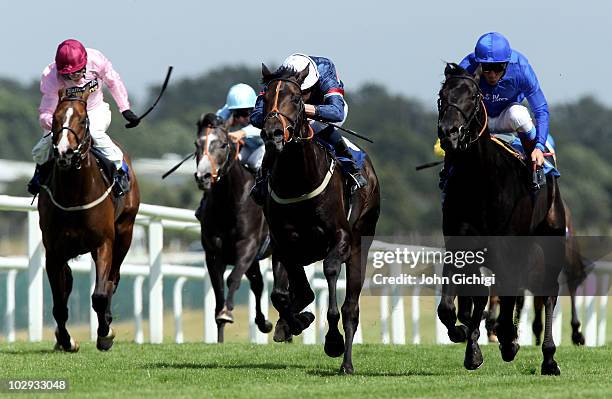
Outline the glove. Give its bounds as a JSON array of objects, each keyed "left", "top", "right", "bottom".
[{"left": 122, "top": 110, "right": 140, "bottom": 128}]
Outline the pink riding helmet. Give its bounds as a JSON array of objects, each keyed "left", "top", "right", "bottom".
[{"left": 55, "top": 39, "right": 87, "bottom": 74}]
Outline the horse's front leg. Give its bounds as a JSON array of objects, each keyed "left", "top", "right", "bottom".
[
  {"left": 270, "top": 256, "right": 314, "bottom": 340},
  {"left": 46, "top": 254, "right": 79, "bottom": 352},
  {"left": 91, "top": 239, "right": 115, "bottom": 350},
  {"left": 323, "top": 230, "right": 350, "bottom": 359}
]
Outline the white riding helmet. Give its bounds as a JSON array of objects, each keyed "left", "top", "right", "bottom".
[
  {"left": 281, "top": 53, "right": 319, "bottom": 90},
  {"left": 226, "top": 83, "right": 257, "bottom": 110}
]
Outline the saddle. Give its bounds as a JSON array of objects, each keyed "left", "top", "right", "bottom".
[{"left": 489, "top": 133, "right": 560, "bottom": 177}]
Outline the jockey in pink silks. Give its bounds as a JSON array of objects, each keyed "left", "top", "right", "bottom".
[{"left": 28, "top": 39, "right": 139, "bottom": 197}]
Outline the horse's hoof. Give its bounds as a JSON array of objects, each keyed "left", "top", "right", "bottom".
[
  {"left": 499, "top": 342, "right": 520, "bottom": 362},
  {"left": 273, "top": 319, "right": 292, "bottom": 343},
  {"left": 535, "top": 337, "right": 542, "bottom": 346},
  {"left": 216, "top": 309, "right": 234, "bottom": 324},
  {"left": 257, "top": 319, "right": 273, "bottom": 334},
  {"left": 324, "top": 331, "right": 345, "bottom": 358},
  {"left": 448, "top": 325, "right": 469, "bottom": 343},
  {"left": 54, "top": 329, "right": 79, "bottom": 353},
  {"left": 96, "top": 328, "right": 116, "bottom": 351},
  {"left": 339, "top": 363, "right": 354, "bottom": 375},
  {"left": 541, "top": 360, "right": 561, "bottom": 376},
  {"left": 464, "top": 344, "right": 484, "bottom": 370},
  {"left": 54, "top": 337, "right": 79, "bottom": 353},
  {"left": 572, "top": 332, "right": 585, "bottom": 346},
  {"left": 290, "top": 311, "right": 315, "bottom": 335}
]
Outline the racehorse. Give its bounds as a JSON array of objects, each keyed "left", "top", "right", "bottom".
[
  {"left": 258, "top": 64, "right": 380, "bottom": 374},
  {"left": 436, "top": 63, "right": 566, "bottom": 375},
  {"left": 194, "top": 113, "right": 273, "bottom": 343},
  {"left": 38, "top": 87, "right": 140, "bottom": 351}
]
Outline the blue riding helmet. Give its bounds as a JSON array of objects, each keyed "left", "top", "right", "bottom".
[
  {"left": 226, "top": 83, "right": 257, "bottom": 110},
  {"left": 474, "top": 32, "right": 512, "bottom": 63}
]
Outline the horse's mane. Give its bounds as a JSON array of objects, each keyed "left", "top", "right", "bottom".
[
  {"left": 198, "top": 112, "right": 224, "bottom": 129},
  {"left": 262, "top": 66, "right": 300, "bottom": 85}
]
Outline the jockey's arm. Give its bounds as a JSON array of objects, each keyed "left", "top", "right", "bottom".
[
  {"left": 250, "top": 92, "right": 265, "bottom": 129},
  {"left": 93, "top": 49, "right": 131, "bottom": 113},
  {"left": 313, "top": 59, "right": 346, "bottom": 123},
  {"left": 38, "top": 66, "right": 60, "bottom": 131}
]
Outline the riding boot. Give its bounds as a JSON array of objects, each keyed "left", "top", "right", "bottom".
[
  {"left": 250, "top": 149, "right": 275, "bottom": 206},
  {"left": 27, "top": 162, "right": 52, "bottom": 196},
  {"left": 194, "top": 194, "right": 206, "bottom": 222},
  {"left": 333, "top": 138, "right": 367, "bottom": 192},
  {"left": 113, "top": 168, "right": 130, "bottom": 197},
  {"left": 250, "top": 167, "right": 269, "bottom": 206}
]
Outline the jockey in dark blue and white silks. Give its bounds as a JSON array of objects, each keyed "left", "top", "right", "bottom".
[
  {"left": 459, "top": 32, "right": 550, "bottom": 167},
  {"left": 249, "top": 54, "right": 366, "bottom": 205}
]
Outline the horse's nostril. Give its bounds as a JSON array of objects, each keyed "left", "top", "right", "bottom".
[{"left": 449, "top": 127, "right": 459, "bottom": 135}]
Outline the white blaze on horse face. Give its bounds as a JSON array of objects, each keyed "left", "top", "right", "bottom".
[
  {"left": 57, "top": 107, "right": 73, "bottom": 157},
  {"left": 196, "top": 133, "right": 217, "bottom": 179}
]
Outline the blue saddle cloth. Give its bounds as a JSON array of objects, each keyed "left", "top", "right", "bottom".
[
  {"left": 314, "top": 136, "right": 366, "bottom": 173},
  {"left": 492, "top": 133, "right": 560, "bottom": 177}
]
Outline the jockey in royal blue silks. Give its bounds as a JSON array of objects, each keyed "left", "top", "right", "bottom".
[
  {"left": 440, "top": 32, "right": 555, "bottom": 194},
  {"left": 249, "top": 53, "right": 367, "bottom": 205}
]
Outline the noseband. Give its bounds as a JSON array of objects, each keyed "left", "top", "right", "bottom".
[
  {"left": 438, "top": 75, "right": 488, "bottom": 150},
  {"left": 53, "top": 97, "right": 91, "bottom": 169},
  {"left": 263, "top": 78, "right": 313, "bottom": 143}
]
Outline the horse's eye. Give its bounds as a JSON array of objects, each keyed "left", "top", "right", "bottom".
[{"left": 220, "top": 143, "right": 228, "bottom": 149}]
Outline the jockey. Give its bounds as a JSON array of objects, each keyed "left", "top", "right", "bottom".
[
  {"left": 194, "top": 83, "right": 263, "bottom": 221},
  {"left": 28, "top": 39, "right": 139, "bottom": 197},
  {"left": 440, "top": 32, "right": 550, "bottom": 194},
  {"left": 216, "top": 83, "right": 264, "bottom": 172},
  {"left": 249, "top": 53, "right": 367, "bottom": 205}
]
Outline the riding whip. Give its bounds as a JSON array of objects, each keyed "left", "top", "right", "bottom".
[
  {"left": 310, "top": 117, "right": 374, "bottom": 143},
  {"left": 162, "top": 152, "right": 195, "bottom": 179},
  {"left": 126, "top": 66, "right": 174, "bottom": 128}
]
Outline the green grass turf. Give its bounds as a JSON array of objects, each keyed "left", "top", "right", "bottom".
[{"left": 0, "top": 342, "right": 610, "bottom": 398}]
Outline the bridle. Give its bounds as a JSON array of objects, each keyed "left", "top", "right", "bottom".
[
  {"left": 195, "top": 121, "right": 238, "bottom": 184},
  {"left": 52, "top": 97, "right": 91, "bottom": 169},
  {"left": 263, "top": 78, "right": 314, "bottom": 144},
  {"left": 438, "top": 75, "right": 488, "bottom": 150}
]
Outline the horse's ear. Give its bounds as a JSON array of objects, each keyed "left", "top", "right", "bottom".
[
  {"left": 296, "top": 67, "right": 309, "bottom": 85},
  {"left": 444, "top": 63, "right": 458, "bottom": 78},
  {"left": 473, "top": 64, "right": 482, "bottom": 82},
  {"left": 262, "top": 63, "right": 272, "bottom": 78}
]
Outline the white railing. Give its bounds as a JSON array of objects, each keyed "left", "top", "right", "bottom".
[{"left": 0, "top": 195, "right": 609, "bottom": 346}]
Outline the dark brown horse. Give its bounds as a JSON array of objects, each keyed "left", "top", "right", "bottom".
[
  {"left": 482, "top": 202, "right": 587, "bottom": 345},
  {"left": 38, "top": 88, "right": 139, "bottom": 351},
  {"left": 258, "top": 65, "right": 380, "bottom": 374},
  {"left": 436, "top": 63, "right": 565, "bottom": 375},
  {"left": 194, "top": 113, "right": 273, "bottom": 343}
]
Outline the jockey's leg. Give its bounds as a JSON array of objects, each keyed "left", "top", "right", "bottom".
[
  {"left": 250, "top": 144, "right": 275, "bottom": 206},
  {"left": 28, "top": 133, "right": 54, "bottom": 195},
  {"left": 319, "top": 126, "right": 367, "bottom": 192},
  {"left": 89, "top": 103, "right": 129, "bottom": 197}
]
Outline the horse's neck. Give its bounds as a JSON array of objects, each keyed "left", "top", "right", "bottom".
[
  {"left": 211, "top": 159, "right": 249, "bottom": 206},
  {"left": 272, "top": 140, "right": 326, "bottom": 191},
  {"left": 51, "top": 155, "right": 104, "bottom": 202}
]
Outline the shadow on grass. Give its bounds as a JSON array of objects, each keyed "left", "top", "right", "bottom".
[
  {"left": 150, "top": 362, "right": 442, "bottom": 377},
  {"left": 150, "top": 362, "right": 307, "bottom": 371},
  {"left": 307, "top": 369, "right": 443, "bottom": 377},
  {"left": 0, "top": 348, "right": 58, "bottom": 355}
]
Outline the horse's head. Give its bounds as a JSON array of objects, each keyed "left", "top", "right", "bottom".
[
  {"left": 260, "top": 64, "right": 311, "bottom": 151},
  {"left": 194, "top": 113, "right": 233, "bottom": 190},
  {"left": 52, "top": 87, "right": 91, "bottom": 170},
  {"left": 437, "top": 63, "right": 486, "bottom": 152}
]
